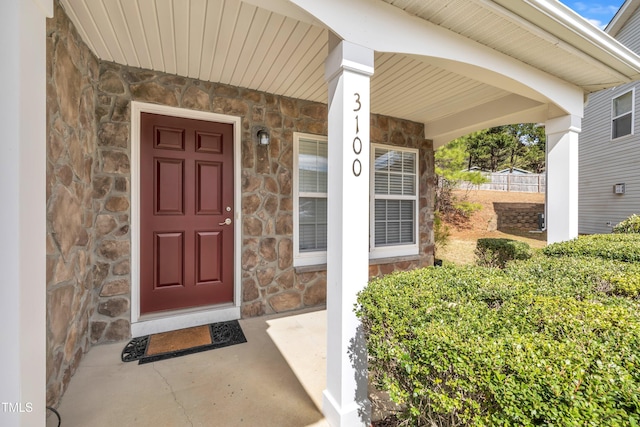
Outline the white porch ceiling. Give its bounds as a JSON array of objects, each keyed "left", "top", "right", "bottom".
[{"left": 59, "top": 0, "right": 640, "bottom": 145}]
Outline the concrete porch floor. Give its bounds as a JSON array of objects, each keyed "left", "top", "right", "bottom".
[{"left": 51, "top": 308, "right": 330, "bottom": 427}]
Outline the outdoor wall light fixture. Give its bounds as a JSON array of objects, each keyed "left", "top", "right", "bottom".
[{"left": 257, "top": 128, "right": 270, "bottom": 146}]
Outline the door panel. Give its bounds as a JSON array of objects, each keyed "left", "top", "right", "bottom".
[
  {"left": 195, "top": 161, "right": 223, "bottom": 214},
  {"left": 196, "top": 231, "right": 222, "bottom": 284},
  {"left": 155, "top": 126, "right": 185, "bottom": 150},
  {"left": 140, "top": 112, "right": 234, "bottom": 314},
  {"left": 155, "top": 158, "right": 184, "bottom": 215},
  {"left": 155, "top": 232, "right": 184, "bottom": 288},
  {"left": 195, "top": 131, "right": 223, "bottom": 153}
]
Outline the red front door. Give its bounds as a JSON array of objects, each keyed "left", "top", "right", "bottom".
[{"left": 140, "top": 112, "right": 234, "bottom": 314}]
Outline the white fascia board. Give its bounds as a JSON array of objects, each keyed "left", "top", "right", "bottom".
[{"left": 290, "top": 0, "right": 584, "bottom": 116}]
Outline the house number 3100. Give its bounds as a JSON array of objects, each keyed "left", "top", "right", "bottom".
[{"left": 352, "top": 93, "right": 363, "bottom": 177}]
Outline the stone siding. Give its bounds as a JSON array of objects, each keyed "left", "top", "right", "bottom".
[
  {"left": 45, "top": 0, "right": 435, "bottom": 408},
  {"left": 494, "top": 202, "right": 545, "bottom": 230},
  {"left": 94, "top": 63, "right": 435, "bottom": 324},
  {"left": 45, "top": 1, "right": 99, "bottom": 407}
]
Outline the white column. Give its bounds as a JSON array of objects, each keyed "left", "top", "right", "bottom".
[
  {"left": 323, "top": 36, "right": 373, "bottom": 427},
  {"left": 0, "top": 0, "right": 50, "bottom": 425},
  {"left": 545, "top": 114, "right": 581, "bottom": 244}
]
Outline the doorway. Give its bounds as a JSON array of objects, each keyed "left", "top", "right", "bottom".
[{"left": 131, "top": 102, "right": 242, "bottom": 336}]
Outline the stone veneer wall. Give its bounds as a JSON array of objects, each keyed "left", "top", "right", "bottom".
[
  {"left": 93, "top": 62, "right": 435, "bottom": 331},
  {"left": 44, "top": 0, "right": 435, "bottom": 407},
  {"left": 45, "top": 1, "right": 100, "bottom": 407}
]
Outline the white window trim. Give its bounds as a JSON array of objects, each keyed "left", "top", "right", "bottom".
[
  {"left": 293, "top": 132, "right": 328, "bottom": 267},
  {"left": 293, "top": 137, "right": 421, "bottom": 266},
  {"left": 369, "top": 144, "right": 420, "bottom": 259},
  {"left": 611, "top": 88, "right": 634, "bottom": 141}
]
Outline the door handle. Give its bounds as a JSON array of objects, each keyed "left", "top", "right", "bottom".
[{"left": 219, "top": 218, "right": 232, "bottom": 226}]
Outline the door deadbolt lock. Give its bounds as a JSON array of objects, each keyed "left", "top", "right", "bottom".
[{"left": 219, "top": 218, "right": 232, "bottom": 226}]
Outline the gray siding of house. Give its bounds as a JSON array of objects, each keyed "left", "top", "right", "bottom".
[
  {"left": 615, "top": 4, "right": 640, "bottom": 52},
  {"left": 579, "top": 6, "right": 640, "bottom": 235},
  {"left": 580, "top": 84, "right": 640, "bottom": 234}
]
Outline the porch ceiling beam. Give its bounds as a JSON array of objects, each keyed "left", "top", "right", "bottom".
[
  {"left": 290, "top": 0, "right": 584, "bottom": 116},
  {"left": 425, "top": 94, "right": 548, "bottom": 148}
]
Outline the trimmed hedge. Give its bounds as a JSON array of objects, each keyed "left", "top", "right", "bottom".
[
  {"left": 505, "top": 255, "right": 640, "bottom": 300},
  {"left": 358, "top": 256, "right": 640, "bottom": 425},
  {"left": 614, "top": 214, "right": 640, "bottom": 234},
  {"left": 475, "top": 238, "right": 532, "bottom": 269},
  {"left": 543, "top": 233, "right": 640, "bottom": 262}
]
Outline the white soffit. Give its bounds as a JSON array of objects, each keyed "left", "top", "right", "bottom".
[
  {"left": 59, "top": 0, "right": 511, "bottom": 126},
  {"left": 59, "top": 0, "right": 330, "bottom": 102},
  {"left": 58, "top": 0, "right": 640, "bottom": 136},
  {"left": 383, "top": 0, "right": 640, "bottom": 91},
  {"left": 371, "top": 52, "right": 511, "bottom": 121}
]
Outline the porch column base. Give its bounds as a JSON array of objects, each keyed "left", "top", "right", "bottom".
[{"left": 323, "top": 390, "right": 371, "bottom": 427}]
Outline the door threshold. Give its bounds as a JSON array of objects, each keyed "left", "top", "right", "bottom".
[{"left": 131, "top": 304, "right": 240, "bottom": 337}]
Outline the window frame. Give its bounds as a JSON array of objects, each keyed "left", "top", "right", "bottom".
[
  {"left": 369, "top": 143, "right": 420, "bottom": 259},
  {"left": 293, "top": 132, "right": 328, "bottom": 267},
  {"left": 611, "top": 89, "right": 634, "bottom": 140}
]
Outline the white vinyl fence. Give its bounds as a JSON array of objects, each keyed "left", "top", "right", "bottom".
[{"left": 459, "top": 173, "right": 546, "bottom": 193}]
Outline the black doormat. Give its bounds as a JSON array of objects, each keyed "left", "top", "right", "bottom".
[{"left": 121, "top": 320, "right": 246, "bottom": 365}]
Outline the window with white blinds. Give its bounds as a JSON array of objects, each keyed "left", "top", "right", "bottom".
[
  {"left": 293, "top": 133, "right": 328, "bottom": 266},
  {"left": 370, "top": 145, "right": 419, "bottom": 258},
  {"left": 293, "top": 136, "right": 420, "bottom": 266}
]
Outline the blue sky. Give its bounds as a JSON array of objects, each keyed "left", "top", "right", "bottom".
[{"left": 559, "top": 1, "right": 625, "bottom": 29}]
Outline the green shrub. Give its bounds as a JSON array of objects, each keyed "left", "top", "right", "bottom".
[
  {"left": 454, "top": 201, "right": 482, "bottom": 218},
  {"left": 357, "top": 266, "right": 640, "bottom": 426},
  {"left": 475, "top": 238, "right": 532, "bottom": 268},
  {"left": 614, "top": 214, "right": 640, "bottom": 233},
  {"left": 505, "top": 255, "right": 640, "bottom": 301},
  {"left": 606, "top": 273, "right": 640, "bottom": 298},
  {"left": 543, "top": 233, "right": 640, "bottom": 262}
]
